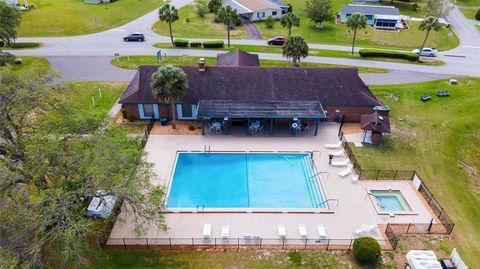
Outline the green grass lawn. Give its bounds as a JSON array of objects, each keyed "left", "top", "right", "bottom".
[
  {"left": 351, "top": 78, "right": 480, "bottom": 266},
  {"left": 6, "top": 56, "right": 50, "bottom": 70},
  {"left": 110, "top": 55, "right": 388, "bottom": 73},
  {"left": 38, "top": 81, "right": 127, "bottom": 134},
  {"left": 256, "top": 0, "right": 458, "bottom": 51},
  {"left": 18, "top": 0, "right": 165, "bottom": 37},
  {"left": 100, "top": 250, "right": 363, "bottom": 268},
  {"left": 154, "top": 43, "right": 445, "bottom": 65},
  {"left": 460, "top": 8, "right": 479, "bottom": 21},
  {"left": 456, "top": 0, "right": 480, "bottom": 6},
  {"left": 152, "top": 4, "right": 245, "bottom": 39}
]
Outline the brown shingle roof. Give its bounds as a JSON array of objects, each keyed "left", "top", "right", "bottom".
[
  {"left": 361, "top": 112, "right": 391, "bottom": 133},
  {"left": 216, "top": 50, "right": 260, "bottom": 67},
  {"left": 119, "top": 66, "right": 381, "bottom": 107}
]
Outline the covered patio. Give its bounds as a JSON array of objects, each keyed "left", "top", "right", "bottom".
[{"left": 196, "top": 100, "right": 327, "bottom": 136}]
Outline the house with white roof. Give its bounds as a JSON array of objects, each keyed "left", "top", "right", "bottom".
[
  {"left": 223, "top": 0, "right": 288, "bottom": 21},
  {"left": 339, "top": 5, "right": 404, "bottom": 30}
]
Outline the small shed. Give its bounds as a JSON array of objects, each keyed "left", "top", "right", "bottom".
[
  {"left": 87, "top": 191, "right": 117, "bottom": 219},
  {"left": 360, "top": 112, "right": 390, "bottom": 145}
]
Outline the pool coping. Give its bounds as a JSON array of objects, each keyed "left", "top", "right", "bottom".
[
  {"left": 367, "top": 188, "right": 417, "bottom": 216},
  {"left": 164, "top": 150, "right": 334, "bottom": 214}
]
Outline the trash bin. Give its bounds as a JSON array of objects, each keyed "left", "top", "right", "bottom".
[{"left": 160, "top": 118, "right": 168, "bottom": 126}]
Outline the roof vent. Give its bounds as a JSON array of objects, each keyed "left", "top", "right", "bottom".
[{"left": 199, "top": 58, "right": 206, "bottom": 72}]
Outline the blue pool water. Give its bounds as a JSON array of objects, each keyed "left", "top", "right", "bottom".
[
  {"left": 167, "top": 153, "right": 326, "bottom": 209},
  {"left": 371, "top": 190, "right": 412, "bottom": 212}
]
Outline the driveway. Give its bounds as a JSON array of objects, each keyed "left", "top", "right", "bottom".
[{"left": 241, "top": 18, "right": 263, "bottom": 40}]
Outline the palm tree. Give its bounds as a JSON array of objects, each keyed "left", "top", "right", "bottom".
[
  {"left": 280, "top": 12, "right": 300, "bottom": 36},
  {"left": 151, "top": 65, "right": 189, "bottom": 129},
  {"left": 346, "top": 13, "right": 367, "bottom": 55},
  {"left": 159, "top": 4, "right": 179, "bottom": 46},
  {"left": 418, "top": 16, "right": 443, "bottom": 60},
  {"left": 282, "top": 35, "right": 309, "bottom": 67},
  {"left": 217, "top": 6, "right": 238, "bottom": 47}
]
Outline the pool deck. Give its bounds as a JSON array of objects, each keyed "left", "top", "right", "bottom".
[{"left": 108, "top": 123, "right": 436, "bottom": 247}]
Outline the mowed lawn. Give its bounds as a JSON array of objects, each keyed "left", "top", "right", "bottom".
[
  {"left": 18, "top": 0, "right": 164, "bottom": 37},
  {"left": 152, "top": 4, "right": 245, "bottom": 39},
  {"left": 110, "top": 55, "right": 388, "bottom": 73},
  {"left": 257, "top": 0, "right": 458, "bottom": 51},
  {"left": 352, "top": 78, "right": 480, "bottom": 266},
  {"left": 456, "top": 0, "right": 480, "bottom": 6}
]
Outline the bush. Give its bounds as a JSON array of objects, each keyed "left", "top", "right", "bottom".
[
  {"left": 188, "top": 124, "right": 196, "bottom": 131},
  {"left": 359, "top": 49, "right": 419, "bottom": 61},
  {"left": 174, "top": 39, "right": 189, "bottom": 47},
  {"left": 287, "top": 251, "right": 302, "bottom": 265},
  {"left": 352, "top": 237, "right": 381, "bottom": 265},
  {"left": 203, "top": 40, "right": 224, "bottom": 48},
  {"left": 0, "top": 51, "right": 15, "bottom": 66},
  {"left": 190, "top": 41, "right": 202, "bottom": 47},
  {"left": 476, "top": 8, "right": 480, "bottom": 20},
  {"left": 196, "top": 3, "right": 207, "bottom": 18},
  {"left": 10, "top": 42, "right": 41, "bottom": 49},
  {"left": 265, "top": 16, "right": 275, "bottom": 28},
  {"left": 185, "top": 17, "right": 191, "bottom": 23}
]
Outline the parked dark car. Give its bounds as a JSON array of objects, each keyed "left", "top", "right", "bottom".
[
  {"left": 267, "top": 36, "right": 286, "bottom": 46},
  {"left": 123, "top": 33, "right": 145, "bottom": 42}
]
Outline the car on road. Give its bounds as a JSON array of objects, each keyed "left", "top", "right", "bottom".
[
  {"left": 267, "top": 36, "right": 286, "bottom": 46},
  {"left": 412, "top": 48, "right": 438, "bottom": 57},
  {"left": 123, "top": 33, "right": 145, "bottom": 42}
]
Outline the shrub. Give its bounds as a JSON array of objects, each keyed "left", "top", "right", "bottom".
[
  {"left": 476, "top": 8, "right": 480, "bottom": 21},
  {"left": 185, "top": 17, "right": 191, "bottom": 23},
  {"left": 203, "top": 40, "right": 224, "bottom": 48},
  {"left": 287, "top": 251, "right": 302, "bottom": 265},
  {"left": 359, "top": 49, "right": 419, "bottom": 61},
  {"left": 412, "top": 3, "right": 419, "bottom": 12},
  {"left": 10, "top": 42, "right": 41, "bottom": 49},
  {"left": 196, "top": 2, "right": 207, "bottom": 18},
  {"left": 265, "top": 16, "right": 275, "bottom": 28},
  {"left": 0, "top": 51, "right": 15, "bottom": 66},
  {"left": 188, "top": 124, "right": 196, "bottom": 131},
  {"left": 352, "top": 237, "right": 381, "bottom": 265},
  {"left": 214, "top": 15, "right": 223, "bottom": 23},
  {"left": 174, "top": 39, "right": 189, "bottom": 47},
  {"left": 190, "top": 41, "right": 202, "bottom": 47}
]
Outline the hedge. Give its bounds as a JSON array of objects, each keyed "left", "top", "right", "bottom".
[
  {"left": 476, "top": 8, "right": 480, "bottom": 21},
  {"left": 359, "top": 49, "right": 419, "bottom": 61},
  {"left": 0, "top": 42, "right": 41, "bottom": 49},
  {"left": 190, "top": 41, "right": 202, "bottom": 47},
  {"left": 173, "top": 39, "right": 189, "bottom": 47},
  {"left": 202, "top": 40, "right": 224, "bottom": 48},
  {"left": 352, "top": 237, "right": 381, "bottom": 265}
]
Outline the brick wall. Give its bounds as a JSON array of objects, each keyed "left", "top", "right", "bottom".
[
  {"left": 323, "top": 106, "right": 375, "bottom": 122},
  {"left": 123, "top": 104, "right": 139, "bottom": 120}
]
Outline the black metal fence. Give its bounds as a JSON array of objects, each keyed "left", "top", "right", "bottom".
[
  {"left": 139, "top": 120, "right": 155, "bottom": 149},
  {"left": 106, "top": 237, "right": 394, "bottom": 251}
]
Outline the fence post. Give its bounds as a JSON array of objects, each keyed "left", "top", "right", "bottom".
[
  {"left": 146, "top": 238, "right": 149, "bottom": 249},
  {"left": 192, "top": 238, "right": 194, "bottom": 249},
  {"left": 304, "top": 239, "right": 307, "bottom": 250},
  {"left": 359, "top": 170, "right": 362, "bottom": 180},
  {"left": 282, "top": 238, "right": 285, "bottom": 249},
  {"left": 326, "top": 239, "right": 330, "bottom": 250},
  {"left": 406, "top": 223, "right": 411, "bottom": 234},
  {"left": 393, "top": 170, "right": 398, "bottom": 180},
  {"left": 260, "top": 238, "right": 262, "bottom": 249},
  {"left": 237, "top": 238, "right": 240, "bottom": 250},
  {"left": 123, "top": 238, "right": 126, "bottom": 249},
  {"left": 376, "top": 170, "right": 380, "bottom": 180},
  {"left": 214, "top": 238, "right": 217, "bottom": 249},
  {"left": 349, "top": 239, "right": 353, "bottom": 250},
  {"left": 169, "top": 238, "right": 172, "bottom": 250}
]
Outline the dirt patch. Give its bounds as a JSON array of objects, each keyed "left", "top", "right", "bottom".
[
  {"left": 341, "top": 123, "right": 362, "bottom": 135},
  {"left": 150, "top": 121, "right": 202, "bottom": 135}
]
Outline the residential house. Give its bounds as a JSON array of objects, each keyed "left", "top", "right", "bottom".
[
  {"left": 118, "top": 50, "right": 386, "bottom": 135},
  {"left": 223, "top": 0, "right": 285, "bottom": 21},
  {"left": 3, "top": 0, "right": 19, "bottom": 7},
  {"left": 339, "top": 5, "right": 403, "bottom": 30}
]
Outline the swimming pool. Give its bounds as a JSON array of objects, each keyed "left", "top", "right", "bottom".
[
  {"left": 370, "top": 190, "right": 412, "bottom": 213},
  {"left": 167, "top": 153, "right": 326, "bottom": 210}
]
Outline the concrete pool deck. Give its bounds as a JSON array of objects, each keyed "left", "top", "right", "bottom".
[{"left": 107, "top": 123, "right": 437, "bottom": 247}]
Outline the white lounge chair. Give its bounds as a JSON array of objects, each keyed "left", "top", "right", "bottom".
[
  {"left": 351, "top": 175, "right": 359, "bottom": 183},
  {"left": 203, "top": 224, "right": 211, "bottom": 241},
  {"left": 339, "top": 164, "right": 354, "bottom": 177},
  {"left": 221, "top": 225, "right": 230, "bottom": 242},
  {"left": 317, "top": 224, "right": 327, "bottom": 240},
  {"left": 329, "top": 149, "right": 344, "bottom": 157},
  {"left": 354, "top": 229, "right": 365, "bottom": 236},
  {"left": 361, "top": 224, "right": 377, "bottom": 235},
  {"left": 277, "top": 224, "right": 287, "bottom": 239},
  {"left": 298, "top": 224, "right": 308, "bottom": 239},
  {"left": 324, "top": 141, "right": 342, "bottom": 149},
  {"left": 332, "top": 159, "right": 350, "bottom": 167}
]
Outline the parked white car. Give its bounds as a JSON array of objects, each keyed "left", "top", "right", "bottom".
[{"left": 412, "top": 48, "right": 438, "bottom": 57}]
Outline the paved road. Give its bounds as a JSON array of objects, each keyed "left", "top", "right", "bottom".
[{"left": 13, "top": 0, "right": 480, "bottom": 83}]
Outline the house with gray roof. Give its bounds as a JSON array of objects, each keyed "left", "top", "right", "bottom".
[{"left": 339, "top": 5, "right": 403, "bottom": 30}]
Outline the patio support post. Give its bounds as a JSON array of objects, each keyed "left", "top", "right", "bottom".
[
  {"left": 314, "top": 118, "right": 320, "bottom": 136},
  {"left": 201, "top": 119, "right": 205, "bottom": 135},
  {"left": 246, "top": 118, "right": 250, "bottom": 135},
  {"left": 269, "top": 118, "right": 273, "bottom": 136},
  {"left": 224, "top": 119, "right": 229, "bottom": 135}
]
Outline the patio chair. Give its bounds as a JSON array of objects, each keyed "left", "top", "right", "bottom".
[
  {"left": 221, "top": 225, "right": 230, "bottom": 242},
  {"left": 324, "top": 141, "right": 342, "bottom": 149},
  {"left": 203, "top": 224, "right": 212, "bottom": 242},
  {"left": 360, "top": 224, "right": 377, "bottom": 235},
  {"left": 332, "top": 159, "right": 350, "bottom": 167},
  {"left": 215, "top": 126, "right": 222, "bottom": 134},
  {"left": 302, "top": 122, "right": 310, "bottom": 132},
  {"left": 351, "top": 175, "right": 359, "bottom": 183},
  {"left": 339, "top": 164, "right": 353, "bottom": 177},
  {"left": 317, "top": 224, "right": 327, "bottom": 240},
  {"left": 277, "top": 224, "right": 287, "bottom": 239},
  {"left": 298, "top": 224, "right": 308, "bottom": 239},
  {"left": 329, "top": 149, "right": 344, "bottom": 157}
]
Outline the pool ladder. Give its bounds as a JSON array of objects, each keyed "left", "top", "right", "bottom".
[
  {"left": 317, "top": 198, "right": 339, "bottom": 208},
  {"left": 203, "top": 145, "right": 211, "bottom": 155},
  {"left": 196, "top": 205, "right": 205, "bottom": 212}
]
